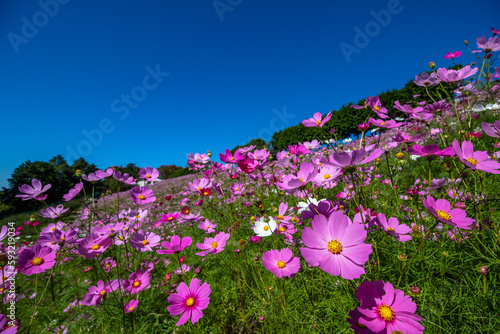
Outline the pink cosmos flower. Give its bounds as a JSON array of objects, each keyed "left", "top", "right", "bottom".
[
  {"left": 129, "top": 230, "right": 161, "bottom": 252},
  {"left": 375, "top": 214, "right": 412, "bottom": 242},
  {"left": 198, "top": 219, "right": 217, "bottom": 234},
  {"left": 354, "top": 280, "right": 424, "bottom": 333},
  {"left": 368, "top": 118, "right": 404, "bottom": 129},
  {"left": 15, "top": 179, "right": 51, "bottom": 201},
  {"left": 138, "top": 167, "right": 159, "bottom": 182},
  {"left": 452, "top": 139, "right": 500, "bottom": 174},
  {"left": 167, "top": 278, "right": 211, "bottom": 326},
  {"left": 219, "top": 148, "right": 245, "bottom": 163},
  {"left": 125, "top": 299, "right": 139, "bottom": 313},
  {"left": 237, "top": 158, "right": 258, "bottom": 174},
  {"left": 407, "top": 144, "right": 455, "bottom": 157},
  {"left": 275, "top": 162, "right": 317, "bottom": 190},
  {"left": 414, "top": 72, "right": 439, "bottom": 87},
  {"left": 130, "top": 186, "right": 156, "bottom": 205},
  {"left": 187, "top": 152, "right": 210, "bottom": 164},
  {"left": 321, "top": 148, "right": 383, "bottom": 173},
  {"left": 157, "top": 235, "right": 192, "bottom": 255},
  {"left": 262, "top": 248, "right": 300, "bottom": 278},
  {"left": 17, "top": 244, "right": 56, "bottom": 276},
  {"left": 477, "top": 35, "right": 500, "bottom": 53},
  {"left": 302, "top": 111, "right": 332, "bottom": 128},
  {"left": 124, "top": 270, "right": 150, "bottom": 294},
  {"left": 0, "top": 314, "right": 17, "bottom": 334},
  {"left": 39, "top": 204, "right": 68, "bottom": 219},
  {"left": 77, "top": 233, "right": 113, "bottom": 259},
  {"left": 101, "top": 257, "right": 117, "bottom": 273},
  {"left": 444, "top": 51, "right": 462, "bottom": 59},
  {"left": 481, "top": 121, "right": 500, "bottom": 138},
  {"left": 175, "top": 264, "right": 191, "bottom": 274},
  {"left": 113, "top": 171, "right": 135, "bottom": 185},
  {"left": 196, "top": 232, "right": 230, "bottom": 256},
  {"left": 158, "top": 212, "right": 180, "bottom": 225},
  {"left": 436, "top": 65, "right": 478, "bottom": 82},
  {"left": 0, "top": 226, "right": 9, "bottom": 242},
  {"left": 187, "top": 179, "right": 213, "bottom": 193},
  {"left": 352, "top": 96, "right": 389, "bottom": 119},
  {"left": 62, "top": 182, "right": 83, "bottom": 201},
  {"left": 83, "top": 280, "right": 119, "bottom": 306},
  {"left": 423, "top": 195, "right": 474, "bottom": 229},
  {"left": 300, "top": 211, "right": 373, "bottom": 280}
]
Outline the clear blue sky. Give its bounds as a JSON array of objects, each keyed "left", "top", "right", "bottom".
[{"left": 0, "top": 0, "right": 498, "bottom": 188}]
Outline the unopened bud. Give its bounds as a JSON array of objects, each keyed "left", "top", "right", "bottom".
[
  {"left": 429, "top": 61, "right": 436, "bottom": 69},
  {"left": 480, "top": 266, "right": 487, "bottom": 275},
  {"left": 454, "top": 202, "right": 466, "bottom": 210},
  {"left": 398, "top": 254, "right": 407, "bottom": 261},
  {"left": 206, "top": 150, "right": 212, "bottom": 157},
  {"left": 75, "top": 169, "right": 82, "bottom": 177},
  {"left": 410, "top": 286, "right": 422, "bottom": 295},
  {"left": 464, "top": 40, "right": 468, "bottom": 45}
]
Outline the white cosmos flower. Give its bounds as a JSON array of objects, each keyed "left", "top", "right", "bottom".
[{"left": 253, "top": 218, "right": 277, "bottom": 237}]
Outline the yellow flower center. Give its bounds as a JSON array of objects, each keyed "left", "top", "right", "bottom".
[
  {"left": 412, "top": 225, "right": 419, "bottom": 232},
  {"left": 211, "top": 241, "right": 218, "bottom": 248},
  {"left": 327, "top": 240, "right": 342, "bottom": 254},
  {"left": 129, "top": 306, "right": 135, "bottom": 312},
  {"left": 263, "top": 226, "right": 269, "bottom": 231},
  {"left": 119, "top": 236, "right": 124, "bottom": 240},
  {"left": 52, "top": 227, "right": 56, "bottom": 231},
  {"left": 100, "top": 290, "right": 106, "bottom": 296},
  {"left": 231, "top": 157, "right": 234, "bottom": 160},
  {"left": 279, "top": 226, "right": 286, "bottom": 232},
  {"left": 378, "top": 304, "right": 395, "bottom": 321},
  {"left": 186, "top": 297, "right": 195, "bottom": 306},
  {"left": 146, "top": 174, "right": 151, "bottom": 178},
  {"left": 106, "top": 263, "right": 111, "bottom": 267},
  {"left": 31, "top": 257, "right": 44, "bottom": 266},
  {"left": 133, "top": 280, "right": 141, "bottom": 288},
  {"left": 138, "top": 195, "right": 146, "bottom": 200},
  {"left": 142, "top": 240, "right": 149, "bottom": 245},
  {"left": 374, "top": 106, "right": 380, "bottom": 111},
  {"left": 61, "top": 236, "right": 65, "bottom": 241},
  {"left": 92, "top": 244, "right": 100, "bottom": 250},
  {"left": 235, "top": 188, "right": 239, "bottom": 191},
  {"left": 387, "top": 227, "right": 395, "bottom": 232},
  {"left": 380, "top": 122, "right": 387, "bottom": 125},
  {"left": 277, "top": 215, "right": 283, "bottom": 220},
  {"left": 277, "top": 260, "right": 286, "bottom": 268},
  {"left": 436, "top": 210, "right": 452, "bottom": 220},
  {"left": 466, "top": 157, "right": 478, "bottom": 166},
  {"left": 299, "top": 178, "right": 305, "bottom": 183},
  {"left": 324, "top": 174, "right": 331, "bottom": 179},
  {"left": 136, "top": 215, "right": 140, "bottom": 219}
]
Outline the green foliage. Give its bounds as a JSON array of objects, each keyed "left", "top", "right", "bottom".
[{"left": 158, "top": 164, "right": 184, "bottom": 179}]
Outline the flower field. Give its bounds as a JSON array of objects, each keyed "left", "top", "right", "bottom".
[{"left": 2, "top": 30, "right": 500, "bottom": 333}]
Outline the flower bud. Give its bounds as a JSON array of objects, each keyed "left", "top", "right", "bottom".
[
  {"left": 254, "top": 256, "right": 259, "bottom": 262},
  {"left": 195, "top": 267, "right": 201, "bottom": 274},
  {"left": 398, "top": 254, "right": 407, "bottom": 261},
  {"left": 480, "top": 266, "right": 487, "bottom": 275},
  {"left": 454, "top": 202, "right": 466, "bottom": 210},
  {"left": 464, "top": 40, "right": 468, "bottom": 45},
  {"left": 75, "top": 169, "right": 82, "bottom": 177},
  {"left": 410, "top": 286, "right": 422, "bottom": 295},
  {"left": 429, "top": 61, "right": 436, "bottom": 69},
  {"left": 259, "top": 315, "right": 265, "bottom": 322},
  {"left": 396, "top": 152, "right": 405, "bottom": 160},
  {"left": 206, "top": 150, "right": 212, "bottom": 157},
  {"left": 235, "top": 248, "right": 241, "bottom": 254}
]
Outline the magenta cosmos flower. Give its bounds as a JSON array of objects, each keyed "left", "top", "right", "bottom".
[
  {"left": 196, "top": 232, "right": 230, "bottom": 256},
  {"left": 15, "top": 179, "right": 51, "bottom": 201},
  {"left": 124, "top": 270, "right": 150, "bottom": 294},
  {"left": 302, "top": 111, "right": 332, "bottom": 128},
  {"left": 129, "top": 230, "right": 161, "bottom": 252},
  {"left": 17, "top": 244, "right": 56, "bottom": 275},
  {"left": 444, "top": 50, "right": 462, "bottom": 59},
  {"left": 423, "top": 195, "right": 474, "bottom": 229},
  {"left": 167, "top": 278, "right": 211, "bottom": 326},
  {"left": 130, "top": 186, "right": 156, "bottom": 204},
  {"left": 452, "top": 139, "right": 500, "bottom": 174},
  {"left": 138, "top": 167, "right": 159, "bottom": 182},
  {"left": 39, "top": 204, "right": 68, "bottom": 219},
  {"left": 354, "top": 280, "right": 424, "bottom": 333},
  {"left": 219, "top": 148, "right": 245, "bottom": 163},
  {"left": 157, "top": 235, "right": 192, "bottom": 255},
  {"left": 125, "top": 299, "right": 139, "bottom": 313},
  {"left": 375, "top": 214, "right": 412, "bottom": 242},
  {"left": 83, "top": 280, "right": 120, "bottom": 306},
  {"left": 300, "top": 211, "right": 372, "bottom": 280},
  {"left": 321, "top": 148, "right": 383, "bottom": 173},
  {"left": 368, "top": 118, "right": 404, "bottom": 129},
  {"left": 436, "top": 65, "right": 478, "bottom": 82},
  {"left": 407, "top": 144, "right": 455, "bottom": 157},
  {"left": 481, "top": 121, "right": 500, "bottom": 138},
  {"left": 62, "top": 182, "right": 83, "bottom": 201},
  {"left": 262, "top": 248, "right": 300, "bottom": 278},
  {"left": 77, "top": 233, "right": 113, "bottom": 259},
  {"left": 275, "top": 162, "right": 317, "bottom": 190}
]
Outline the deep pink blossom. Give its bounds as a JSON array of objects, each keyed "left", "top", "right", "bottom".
[
  {"left": 138, "top": 167, "right": 159, "bottom": 182},
  {"left": 167, "top": 278, "right": 211, "bottom": 326},
  {"left": 302, "top": 111, "right": 332, "bottom": 128},
  {"left": 125, "top": 299, "right": 139, "bottom": 313},
  {"left": 124, "top": 270, "right": 150, "bottom": 294},
  {"left": 354, "top": 280, "right": 424, "bottom": 333},
  {"left": 130, "top": 186, "right": 156, "bottom": 204},
  {"left": 444, "top": 51, "right": 462, "bottom": 59},
  {"left": 368, "top": 118, "right": 404, "bottom": 129},
  {"left": 423, "top": 195, "right": 474, "bottom": 229},
  {"left": 129, "top": 230, "right": 161, "bottom": 252},
  {"left": 262, "top": 248, "right": 300, "bottom": 278},
  {"left": 62, "top": 182, "right": 83, "bottom": 201},
  {"left": 452, "top": 139, "right": 500, "bottom": 174},
  {"left": 300, "top": 211, "right": 372, "bottom": 280},
  {"left": 77, "top": 233, "right": 113, "bottom": 259},
  {"left": 17, "top": 244, "right": 56, "bottom": 276},
  {"left": 375, "top": 214, "right": 412, "bottom": 242},
  {"left": 275, "top": 162, "right": 317, "bottom": 190},
  {"left": 219, "top": 148, "right": 245, "bottom": 163},
  {"left": 321, "top": 148, "right": 383, "bottom": 173},
  {"left": 15, "top": 179, "right": 51, "bottom": 201},
  {"left": 157, "top": 235, "right": 192, "bottom": 255},
  {"left": 196, "top": 232, "right": 230, "bottom": 256},
  {"left": 407, "top": 144, "right": 455, "bottom": 157},
  {"left": 83, "top": 280, "right": 119, "bottom": 306}
]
